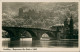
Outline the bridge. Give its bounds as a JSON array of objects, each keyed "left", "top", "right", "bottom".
[{"left": 2, "top": 26, "right": 60, "bottom": 41}]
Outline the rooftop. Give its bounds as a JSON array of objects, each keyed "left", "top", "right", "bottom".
[{"left": 53, "top": 24, "right": 64, "bottom": 26}]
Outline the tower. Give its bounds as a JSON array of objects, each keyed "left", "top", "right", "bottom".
[
  {"left": 69, "top": 16, "right": 73, "bottom": 35},
  {"left": 64, "top": 18, "right": 69, "bottom": 38},
  {"left": 64, "top": 18, "right": 68, "bottom": 27},
  {"left": 19, "top": 8, "right": 23, "bottom": 16}
]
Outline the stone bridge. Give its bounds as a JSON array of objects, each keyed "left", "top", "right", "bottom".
[{"left": 2, "top": 26, "right": 60, "bottom": 41}]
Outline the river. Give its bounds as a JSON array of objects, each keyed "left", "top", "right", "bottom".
[{"left": 2, "top": 38, "right": 78, "bottom": 48}]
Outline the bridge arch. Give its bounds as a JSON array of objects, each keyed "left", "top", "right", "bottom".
[
  {"left": 2, "top": 29, "right": 15, "bottom": 38},
  {"left": 42, "top": 33, "right": 49, "bottom": 38},
  {"left": 21, "top": 30, "right": 40, "bottom": 40},
  {"left": 41, "top": 32, "right": 55, "bottom": 40},
  {"left": 2, "top": 30, "right": 10, "bottom": 38},
  {"left": 2, "top": 28, "right": 21, "bottom": 41},
  {"left": 26, "top": 30, "right": 37, "bottom": 38}
]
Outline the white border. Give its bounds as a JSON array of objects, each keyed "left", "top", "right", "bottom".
[{"left": 0, "top": 0, "right": 79, "bottom": 52}]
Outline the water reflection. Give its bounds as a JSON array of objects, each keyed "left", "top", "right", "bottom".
[
  {"left": 49, "top": 40, "right": 78, "bottom": 48},
  {"left": 2, "top": 38, "right": 78, "bottom": 48},
  {"left": 8, "top": 40, "right": 20, "bottom": 47},
  {"left": 32, "top": 40, "right": 41, "bottom": 47}
]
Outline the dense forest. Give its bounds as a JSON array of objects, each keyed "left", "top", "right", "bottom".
[{"left": 2, "top": 2, "right": 78, "bottom": 29}]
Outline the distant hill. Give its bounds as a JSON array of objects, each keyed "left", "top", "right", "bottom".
[{"left": 2, "top": 2, "right": 78, "bottom": 29}]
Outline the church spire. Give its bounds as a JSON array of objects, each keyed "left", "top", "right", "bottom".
[{"left": 69, "top": 15, "right": 74, "bottom": 35}]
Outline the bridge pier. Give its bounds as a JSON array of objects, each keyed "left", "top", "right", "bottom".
[
  {"left": 50, "top": 38, "right": 57, "bottom": 40},
  {"left": 9, "top": 30, "right": 21, "bottom": 41},
  {"left": 10, "top": 37, "right": 20, "bottom": 41},
  {"left": 32, "top": 37, "right": 40, "bottom": 40}
]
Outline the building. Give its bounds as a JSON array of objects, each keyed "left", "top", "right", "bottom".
[
  {"left": 50, "top": 24, "right": 64, "bottom": 33},
  {"left": 50, "top": 16, "right": 78, "bottom": 39}
]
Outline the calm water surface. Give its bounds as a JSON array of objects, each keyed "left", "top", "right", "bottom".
[{"left": 2, "top": 38, "right": 78, "bottom": 48}]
